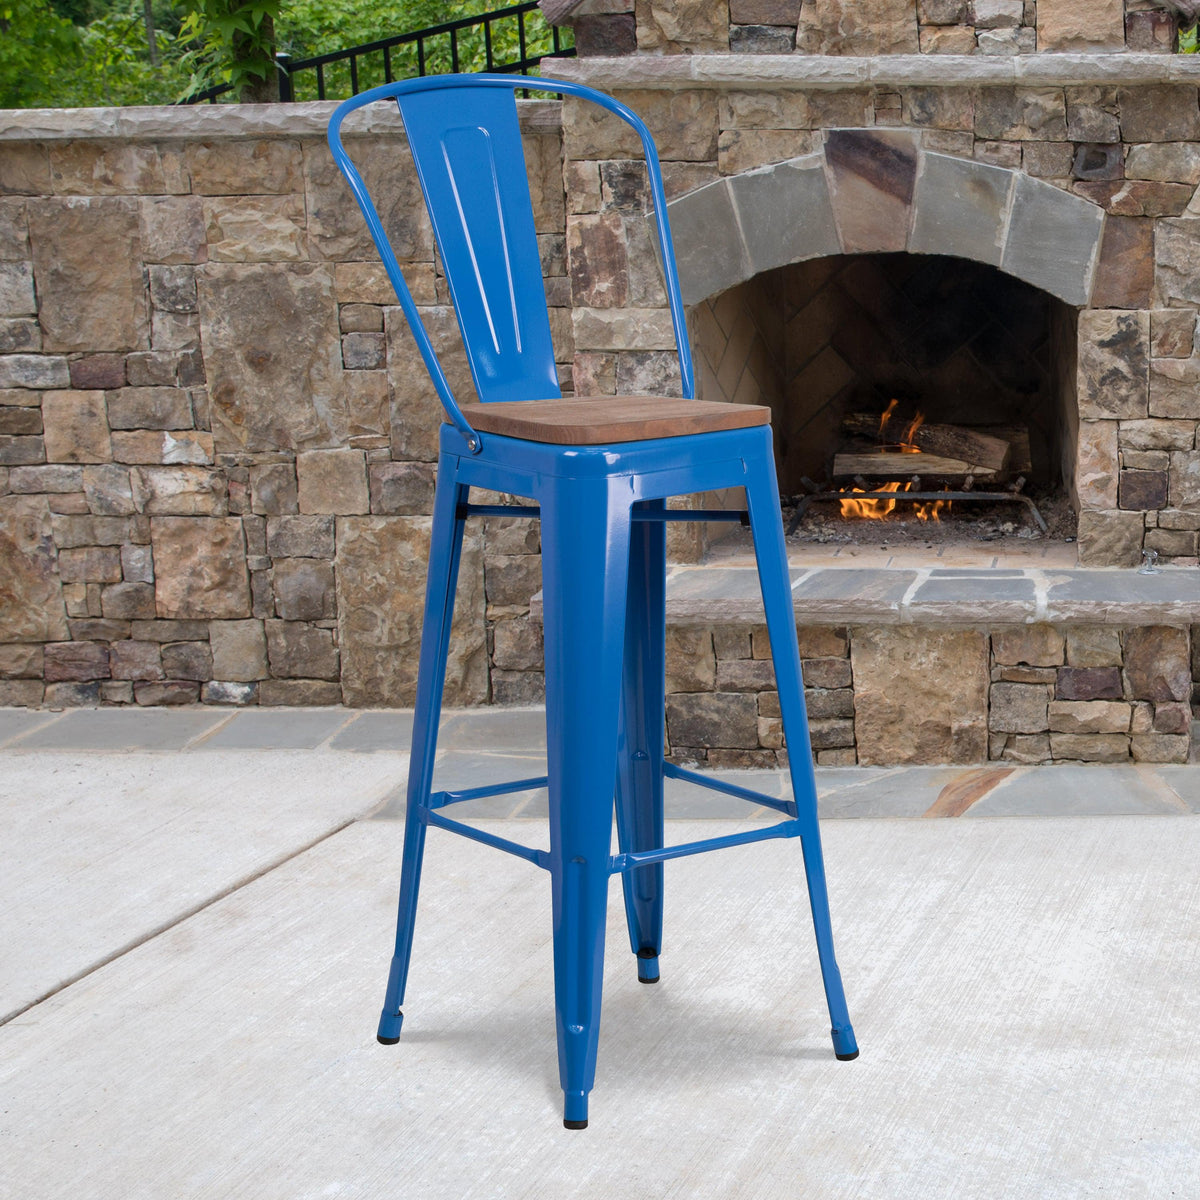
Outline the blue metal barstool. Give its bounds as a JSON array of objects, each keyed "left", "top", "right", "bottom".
[{"left": 328, "top": 75, "right": 857, "bottom": 1130}]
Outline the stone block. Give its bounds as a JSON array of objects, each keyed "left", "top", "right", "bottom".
[
  {"left": 635, "top": 0, "right": 728, "bottom": 50},
  {"left": 1065, "top": 627, "right": 1122, "bottom": 667},
  {"left": 1130, "top": 733, "right": 1190, "bottom": 763},
  {"left": 305, "top": 136, "right": 434, "bottom": 262},
  {"left": 1126, "top": 11, "right": 1175, "bottom": 53},
  {"left": 1119, "top": 420, "right": 1195, "bottom": 451},
  {"left": 345, "top": 371, "right": 389, "bottom": 440},
  {"left": 804, "top": 687, "right": 855, "bottom": 720},
  {"left": 801, "top": 656, "right": 853, "bottom": 689},
  {"left": 796, "top": 0, "right": 920, "bottom": 52},
  {"left": 665, "top": 179, "right": 749, "bottom": 307},
  {"left": 151, "top": 516, "right": 251, "bottom": 620},
  {"left": 265, "top": 619, "right": 338, "bottom": 680},
  {"left": 0, "top": 261, "right": 34, "bottom": 316},
  {"left": 0, "top": 318, "right": 41, "bottom": 353},
  {"left": 266, "top": 514, "right": 334, "bottom": 558},
  {"left": 1047, "top": 700, "right": 1131, "bottom": 734},
  {"left": 1149, "top": 359, "right": 1200, "bottom": 420},
  {"left": 44, "top": 641, "right": 109, "bottom": 682},
  {"left": 1120, "top": 86, "right": 1200, "bottom": 144},
  {"left": 666, "top": 626, "right": 716, "bottom": 693},
  {"left": 43, "top": 681, "right": 100, "bottom": 706},
  {"left": 910, "top": 153, "right": 1013, "bottom": 267},
  {"left": 1090, "top": 218, "right": 1153, "bottom": 310},
  {"left": 826, "top": 129, "right": 918, "bottom": 255},
  {"left": 48, "top": 142, "right": 170, "bottom": 195},
  {"left": 209, "top": 619, "right": 268, "bottom": 682},
  {"left": 147, "top": 265, "right": 198, "bottom": 315},
  {"left": 492, "top": 615, "right": 544, "bottom": 672},
  {"left": 728, "top": 157, "right": 841, "bottom": 281},
  {"left": 272, "top": 558, "right": 336, "bottom": 621},
  {"left": 1037, "top": 0, "right": 1123, "bottom": 50},
  {"left": 919, "top": 25, "right": 976, "bottom": 51},
  {"left": 296, "top": 448, "right": 369, "bottom": 515},
  {"left": 257, "top": 678, "right": 341, "bottom": 705},
  {"left": 1144, "top": 529, "right": 1197, "bottom": 558},
  {"left": 1150, "top": 310, "right": 1195, "bottom": 360},
  {"left": 1119, "top": 469, "right": 1168, "bottom": 511},
  {"left": 1049, "top": 733, "right": 1129, "bottom": 762},
  {"left": 666, "top": 691, "right": 758, "bottom": 749},
  {"left": 1153, "top": 701, "right": 1192, "bottom": 735},
  {"left": 1169, "top": 451, "right": 1200, "bottom": 509},
  {"left": 976, "top": 89, "right": 1067, "bottom": 142},
  {"left": 160, "top": 641, "right": 212, "bottom": 681},
  {"left": 730, "top": 24, "right": 796, "bottom": 52},
  {"left": 109, "top": 640, "right": 164, "bottom": 681},
  {"left": 101, "top": 582, "right": 157, "bottom": 620},
  {"left": 198, "top": 263, "right": 345, "bottom": 455},
  {"left": 341, "top": 332, "right": 386, "bottom": 371},
  {"left": 1126, "top": 144, "right": 1200, "bottom": 187},
  {"left": 27, "top": 197, "right": 147, "bottom": 353},
  {"left": 40, "top": 391, "right": 111, "bottom": 463},
  {"left": 368, "top": 461, "right": 436, "bottom": 516},
  {"left": 0, "top": 496, "right": 72, "bottom": 641},
  {"left": 336, "top": 516, "right": 486, "bottom": 706},
  {"left": 134, "top": 681, "right": 199, "bottom": 705},
  {"left": 614, "top": 351, "right": 681, "bottom": 396},
  {"left": 1001, "top": 174, "right": 1102, "bottom": 306},
  {"left": 57, "top": 546, "right": 122, "bottom": 584},
  {"left": 106, "top": 386, "right": 193, "bottom": 431},
  {"left": 1076, "top": 180, "right": 1192, "bottom": 219},
  {"left": 69, "top": 354, "right": 125, "bottom": 392},
  {"left": 919, "top": 0, "right": 968, "bottom": 19},
  {"left": 130, "top": 466, "right": 225, "bottom": 516},
  {"left": 0, "top": 144, "right": 51, "bottom": 196},
  {"left": 7, "top": 464, "right": 79, "bottom": 493},
  {"left": 572, "top": 307, "right": 676, "bottom": 352},
  {"left": 249, "top": 463, "right": 298, "bottom": 516},
  {"left": 1056, "top": 665, "right": 1123, "bottom": 700},
  {"left": 568, "top": 213, "right": 629, "bottom": 309},
  {"left": 1075, "top": 310, "right": 1149, "bottom": 421},
  {"left": 0, "top": 435, "right": 44, "bottom": 465},
  {"left": 730, "top": 0, "right": 801, "bottom": 22},
  {"left": 139, "top": 196, "right": 207, "bottom": 265},
  {"left": 121, "top": 543, "right": 153, "bottom": 584},
  {"left": 851, "top": 626, "right": 988, "bottom": 765},
  {"left": 203, "top": 195, "right": 305, "bottom": 263},
  {"left": 0, "top": 356, "right": 69, "bottom": 390},
  {"left": 989, "top": 681, "right": 1050, "bottom": 733},
  {"left": 0, "top": 643, "right": 41, "bottom": 677},
  {"left": 573, "top": 13, "right": 638, "bottom": 55},
  {"left": 202, "top": 680, "right": 257, "bottom": 705},
  {"left": 716, "top": 658, "right": 776, "bottom": 691},
  {"left": 485, "top": 554, "right": 542, "bottom": 609},
  {"left": 1124, "top": 625, "right": 1191, "bottom": 702},
  {"left": 1075, "top": 421, "right": 1118, "bottom": 509},
  {"left": 185, "top": 140, "right": 301, "bottom": 196},
  {"left": 992, "top": 625, "right": 1064, "bottom": 667},
  {"left": 491, "top": 670, "right": 545, "bottom": 705},
  {"left": 974, "top": 0, "right": 1023, "bottom": 27}
]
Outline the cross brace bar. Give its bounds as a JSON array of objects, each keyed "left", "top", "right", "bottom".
[{"left": 459, "top": 503, "right": 748, "bottom": 524}]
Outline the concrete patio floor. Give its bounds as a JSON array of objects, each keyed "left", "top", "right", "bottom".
[{"left": 3, "top": 706, "right": 1200, "bottom": 1198}]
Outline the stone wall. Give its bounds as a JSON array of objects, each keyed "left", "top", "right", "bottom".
[
  {"left": 0, "top": 104, "right": 561, "bottom": 709},
  {"left": 554, "top": 0, "right": 1176, "bottom": 57},
  {"left": 661, "top": 619, "right": 1198, "bottom": 766}
]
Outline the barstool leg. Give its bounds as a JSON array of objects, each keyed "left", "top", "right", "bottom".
[
  {"left": 744, "top": 450, "right": 859, "bottom": 1062},
  {"left": 615, "top": 501, "right": 666, "bottom": 984},
  {"left": 377, "top": 456, "right": 470, "bottom": 1045},
  {"left": 540, "top": 478, "right": 632, "bottom": 1129}
]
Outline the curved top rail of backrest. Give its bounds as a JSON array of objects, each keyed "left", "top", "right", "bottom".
[{"left": 328, "top": 74, "right": 696, "bottom": 455}]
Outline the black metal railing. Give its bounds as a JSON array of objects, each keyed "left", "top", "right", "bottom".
[{"left": 182, "top": 2, "right": 575, "bottom": 104}]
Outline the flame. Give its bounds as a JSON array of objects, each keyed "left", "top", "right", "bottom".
[
  {"left": 878, "top": 399, "right": 900, "bottom": 440},
  {"left": 838, "top": 480, "right": 952, "bottom": 522},
  {"left": 901, "top": 412, "right": 924, "bottom": 452}
]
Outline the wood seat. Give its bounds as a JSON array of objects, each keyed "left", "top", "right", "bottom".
[{"left": 458, "top": 396, "right": 771, "bottom": 446}]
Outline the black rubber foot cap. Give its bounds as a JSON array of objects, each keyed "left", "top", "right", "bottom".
[
  {"left": 563, "top": 1119, "right": 588, "bottom": 1130},
  {"left": 638, "top": 974, "right": 660, "bottom": 984},
  {"left": 377, "top": 1034, "right": 400, "bottom": 1045},
  {"left": 835, "top": 1050, "right": 860, "bottom": 1061}
]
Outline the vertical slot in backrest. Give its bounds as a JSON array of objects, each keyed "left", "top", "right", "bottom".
[{"left": 396, "top": 85, "right": 560, "bottom": 406}]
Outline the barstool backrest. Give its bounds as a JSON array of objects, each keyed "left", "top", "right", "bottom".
[{"left": 327, "top": 74, "right": 695, "bottom": 454}]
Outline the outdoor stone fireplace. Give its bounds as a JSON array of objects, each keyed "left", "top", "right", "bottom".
[{"left": 0, "top": 0, "right": 1198, "bottom": 767}]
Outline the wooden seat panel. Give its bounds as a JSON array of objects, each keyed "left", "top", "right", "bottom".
[{"left": 458, "top": 396, "right": 771, "bottom": 446}]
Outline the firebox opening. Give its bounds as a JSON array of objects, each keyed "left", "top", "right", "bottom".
[{"left": 690, "top": 252, "right": 1080, "bottom": 549}]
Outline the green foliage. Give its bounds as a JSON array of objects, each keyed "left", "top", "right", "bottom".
[
  {"left": 177, "top": 0, "right": 280, "bottom": 100},
  {"left": 3, "top": 0, "right": 570, "bottom": 108},
  {"left": 0, "top": 0, "right": 80, "bottom": 107}
]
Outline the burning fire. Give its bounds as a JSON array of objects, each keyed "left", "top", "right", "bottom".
[
  {"left": 838, "top": 480, "right": 950, "bottom": 522},
  {"left": 837, "top": 402, "right": 951, "bottom": 521}
]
